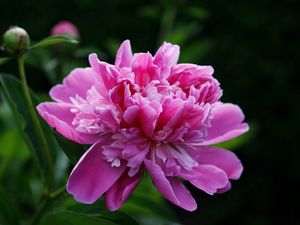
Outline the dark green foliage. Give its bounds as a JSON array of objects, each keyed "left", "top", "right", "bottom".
[{"left": 0, "top": 0, "right": 298, "bottom": 225}]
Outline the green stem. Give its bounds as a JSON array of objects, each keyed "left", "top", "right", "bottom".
[
  {"left": 30, "top": 187, "right": 66, "bottom": 225},
  {"left": 49, "top": 186, "right": 66, "bottom": 199},
  {"left": 17, "top": 56, "right": 54, "bottom": 189}
]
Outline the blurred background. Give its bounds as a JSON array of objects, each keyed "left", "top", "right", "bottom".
[{"left": 0, "top": 0, "right": 299, "bottom": 225}]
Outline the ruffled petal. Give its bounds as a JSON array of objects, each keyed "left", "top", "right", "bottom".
[
  {"left": 144, "top": 159, "right": 197, "bottom": 211},
  {"left": 131, "top": 53, "right": 159, "bottom": 87},
  {"left": 115, "top": 40, "right": 133, "bottom": 68},
  {"left": 196, "top": 147, "right": 243, "bottom": 179},
  {"left": 168, "top": 64, "right": 222, "bottom": 104},
  {"left": 36, "top": 102, "right": 99, "bottom": 144},
  {"left": 89, "top": 53, "right": 119, "bottom": 91},
  {"left": 181, "top": 165, "right": 228, "bottom": 195},
  {"left": 154, "top": 42, "right": 180, "bottom": 79},
  {"left": 217, "top": 182, "right": 232, "bottom": 193},
  {"left": 67, "top": 139, "right": 127, "bottom": 204},
  {"left": 50, "top": 68, "right": 97, "bottom": 103},
  {"left": 105, "top": 170, "right": 141, "bottom": 211},
  {"left": 201, "top": 103, "right": 249, "bottom": 145},
  {"left": 139, "top": 101, "right": 162, "bottom": 137}
]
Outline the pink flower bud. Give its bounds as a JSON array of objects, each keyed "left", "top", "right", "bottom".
[{"left": 50, "top": 21, "right": 79, "bottom": 39}]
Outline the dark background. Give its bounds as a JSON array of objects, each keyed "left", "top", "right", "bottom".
[{"left": 1, "top": 0, "right": 299, "bottom": 224}]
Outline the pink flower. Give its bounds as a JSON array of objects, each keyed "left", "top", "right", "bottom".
[
  {"left": 51, "top": 21, "right": 79, "bottom": 39},
  {"left": 37, "top": 40, "right": 249, "bottom": 211}
]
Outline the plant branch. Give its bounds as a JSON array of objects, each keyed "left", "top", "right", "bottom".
[
  {"left": 30, "top": 187, "right": 67, "bottom": 225},
  {"left": 17, "top": 55, "right": 54, "bottom": 189}
]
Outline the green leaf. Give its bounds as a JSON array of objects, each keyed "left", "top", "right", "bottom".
[
  {"left": 98, "top": 211, "right": 139, "bottom": 225},
  {"left": 0, "top": 128, "right": 29, "bottom": 178},
  {"left": 57, "top": 176, "right": 179, "bottom": 225},
  {"left": 180, "top": 40, "right": 214, "bottom": 63},
  {"left": 0, "top": 187, "right": 20, "bottom": 225},
  {"left": 120, "top": 175, "right": 182, "bottom": 225},
  {"left": 41, "top": 211, "right": 119, "bottom": 225},
  {"left": 54, "top": 133, "right": 84, "bottom": 165},
  {"left": 30, "top": 35, "right": 78, "bottom": 50},
  {"left": 0, "top": 73, "right": 60, "bottom": 174},
  {"left": 0, "top": 57, "right": 11, "bottom": 66},
  {"left": 25, "top": 48, "right": 58, "bottom": 84},
  {"left": 165, "top": 23, "right": 200, "bottom": 45},
  {"left": 184, "top": 6, "right": 209, "bottom": 20}
]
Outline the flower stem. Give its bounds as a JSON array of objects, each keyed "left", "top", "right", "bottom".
[
  {"left": 17, "top": 55, "right": 54, "bottom": 189},
  {"left": 30, "top": 187, "right": 66, "bottom": 225}
]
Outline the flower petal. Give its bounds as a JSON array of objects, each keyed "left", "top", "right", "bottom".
[
  {"left": 201, "top": 103, "right": 249, "bottom": 145},
  {"left": 36, "top": 102, "right": 99, "bottom": 144},
  {"left": 89, "top": 53, "right": 119, "bottom": 91},
  {"left": 139, "top": 101, "right": 162, "bottom": 137},
  {"left": 50, "top": 68, "right": 97, "bottom": 103},
  {"left": 217, "top": 182, "right": 232, "bottom": 193},
  {"left": 154, "top": 42, "right": 180, "bottom": 79},
  {"left": 144, "top": 159, "right": 197, "bottom": 211},
  {"left": 131, "top": 53, "right": 159, "bottom": 87},
  {"left": 115, "top": 40, "right": 133, "bottom": 68},
  {"left": 181, "top": 165, "right": 228, "bottom": 195},
  {"left": 105, "top": 170, "right": 141, "bottom": 211},
  {"left": 67, "top": 139, "right": 127, "bottom": 204},
  {"left": 196, "top": 147, "right": 243, "bottom": 179}
]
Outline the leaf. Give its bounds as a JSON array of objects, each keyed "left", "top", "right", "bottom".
[
  {"left": 0, "top": 187, "right": 20, "bottom": 225},
  {"left": 0, "top": 73, "right": 60, "bottom": 175},
  {"left": 180, "top": 40, "right": 214, "bottom": 63},
  {"left": 0, "top": 57, "right": 11, "bottom": 66},
  {"left": 25, "top": 48, "right": 58, "bottom": 84},
  {"left": 184, "top": 6, "right": 209, "bottom": 20},
  {"left": 120, "top": 175, "right": 182, "bottom": 225},
  {"left": 0, "top": 128, "right": 29, "bottom": 178},
  {"left": 100, "top": 211, "right": 139, "bottom": 225},
  {"left": 54, "top": 133, "right": 85, "bottom": 165},
  {"left": 40, "top": 211, "right": 119, "bottom": 225},
  {"left": 165, "top": 23, "right": 200, "bottom": 45},
  {"left": 30, "top": 35, "right": 78, "bottom": 50},
  {"left": 57, "top": 176, "right": 178, "bottom": 225}
]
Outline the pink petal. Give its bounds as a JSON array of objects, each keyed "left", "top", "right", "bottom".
[
  {"left": 196, "top": 147, "right": 243, "bottom": 179},
  {"left": 105, "top": 170, "right": 141, "bottom": 211},
  {"left": 144, "top": 159, "right": 197, "bottom": 211},
  {"left": 217, "top": 182, "right": 232, "bottom": 193},
  {"left": 169, "top": 64, "right": 214, "bottom": 85},
  {"left": 115, "top": 40, "right": 133, "bottom": 68},
  {"left": 139, "top": 101, "right": 161, "bottom": 137},
  {"left": 51, "top": 21, "right": 79, "bottom": 38},
  {"left": 201, "top": 103, "right": 249, "bottom": 145},
  {"left": 36, "top": 102, "right": 99, "bottom": 144},
  {"left": 67, "top": 139, "right": 127, "bottom": 204},
  {"left": 123, "top": 105, "right": 139, "bottom": 125},
  {"left": 154, "top": 42, "right": 180, "bottom": 79},
  {"left": 131, "top": 53, "right": 159, "bottom": 87},
  {"left": 181, "top": 165, "right": 228, "bottom": 195},
  {"left": 50, "top": 68, "right": 97, "bottom": 103},
  {"left": 168, "top": 64, "right": 222, "bottom": 104},
  {"left": 89, "top": 54, "right": 119, "bottom": 91}
]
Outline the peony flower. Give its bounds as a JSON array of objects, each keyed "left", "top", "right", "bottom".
[
  {"left": 37, "top": 40, "right": 249, "bottom": 211},
  {"left": 50, "top": 21, "right": 79, "bottom": 39}
]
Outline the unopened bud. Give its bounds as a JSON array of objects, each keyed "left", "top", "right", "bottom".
[
  {"left": 2, "top": 26, "right": 30, "bottom": 55},
  {"left": 51, "top": 21, "right": 79, "bottom": 40}
]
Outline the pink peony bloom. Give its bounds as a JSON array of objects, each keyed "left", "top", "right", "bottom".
[
  {"left": 37, "top": 40, "right": 249, "bottom": 211},
  {"left": 50, "top": 21, "right": 79, "bottom": 39}
]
